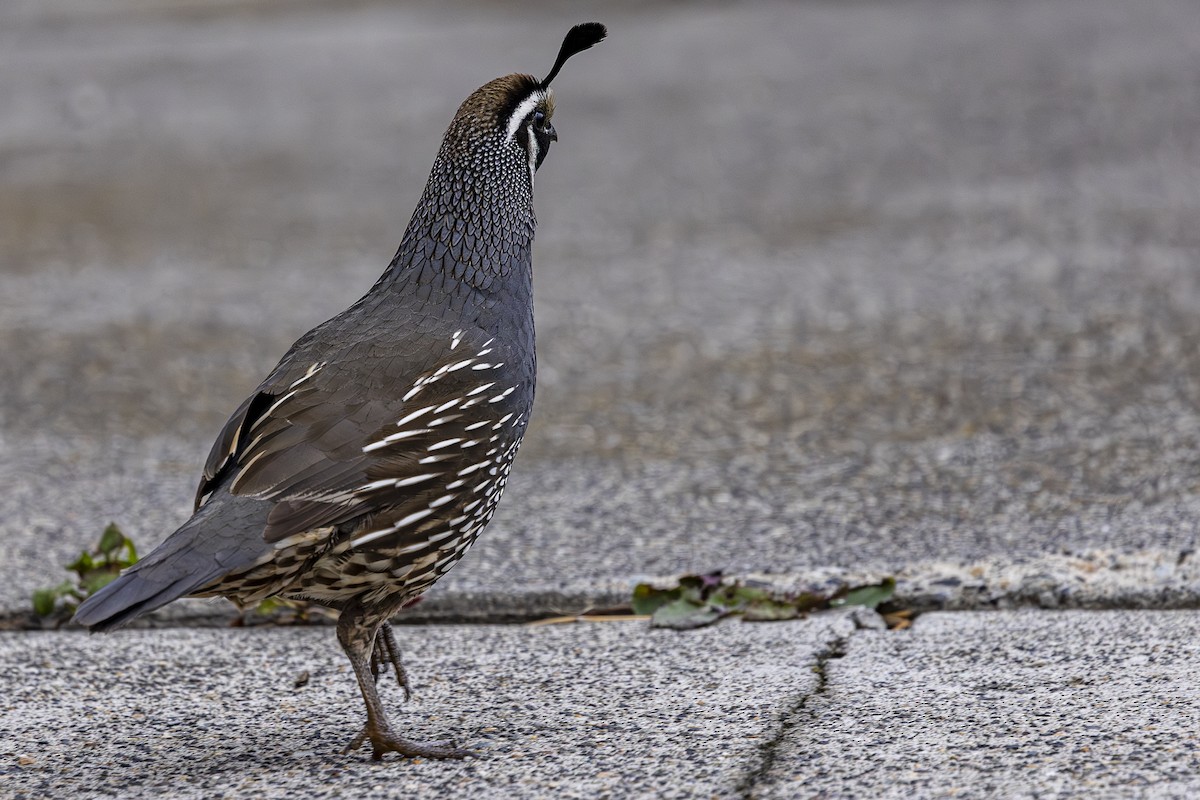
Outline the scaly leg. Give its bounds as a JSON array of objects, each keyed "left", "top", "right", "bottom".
[
  {"left": 338, "top": 607, "right": 470, "bottom": 760},
  {"left": 369, "top": 622, "right": 412, "bottom": 701}
]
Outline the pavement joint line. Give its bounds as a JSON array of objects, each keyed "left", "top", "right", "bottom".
[
  {"left": 734, "top": 631, "right": 851, "bottom": 799},
  {"left": 10, "top": 547, "right": 1200, "bottom": 630}
]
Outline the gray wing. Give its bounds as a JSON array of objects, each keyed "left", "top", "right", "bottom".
[{"left": 195, "top": 332, "right": 521, "bottom": 544}]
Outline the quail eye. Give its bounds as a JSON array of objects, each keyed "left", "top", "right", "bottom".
[{"left": 532, "top": 110, "right": 546, "bottom": 128}]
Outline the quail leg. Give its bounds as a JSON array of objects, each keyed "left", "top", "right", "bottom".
[
  {"left": 350, "top": 622, "right": 416, "bottom": 750},
  {"left": 338, "top": 609, "right": 471, "bottom": 760}
]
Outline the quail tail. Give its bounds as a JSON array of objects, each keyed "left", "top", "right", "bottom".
[{"left": 73, "top": 491, "right": 272, "bottom": 631}]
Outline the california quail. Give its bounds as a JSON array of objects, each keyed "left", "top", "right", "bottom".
[{"left": 73, "top": 22, "right": 607, "bottom": 761}]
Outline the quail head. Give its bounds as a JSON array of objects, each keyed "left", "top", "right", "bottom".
[{"left": 73, "top": 22, "right": 607, "bottom": 761}]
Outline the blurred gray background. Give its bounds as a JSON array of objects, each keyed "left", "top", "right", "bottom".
[{"left": 2, "top": 0, "right": 1199, "bottom": 613}]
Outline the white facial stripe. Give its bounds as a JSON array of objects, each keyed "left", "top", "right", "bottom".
[
  {"left": 528, "top": 130, "right": 539, "bottom": 178},
  {"left": 505, "top": 92, "right": 545, "bottom": 143}
]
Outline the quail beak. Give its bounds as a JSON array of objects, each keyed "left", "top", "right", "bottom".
[{"left": 547, "top": 122, "right": 558, "bottom": 143}]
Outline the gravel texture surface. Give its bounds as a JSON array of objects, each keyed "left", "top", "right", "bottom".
[
  {"left": 2, "top": 0, "right": 1199, "bottom": 618},
  {"left": 0, "top": 615, "right": 848, "bottom": 799}
]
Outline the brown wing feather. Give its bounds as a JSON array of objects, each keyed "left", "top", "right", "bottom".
[
  {"left": 195, "top": 390, "right": 274, "bottom": 511},
  {"left": 199, "top": 332, "right": 521, "bottom": 545}
]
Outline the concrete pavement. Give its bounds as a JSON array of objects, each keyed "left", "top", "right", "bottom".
[
  {"left": 3, "top": 0, "right": 1200, "bottom": 614},
  {"left": 2, "top": 615, "right": 848, "bottom": 799},
  {"left": 3, "top": 0, "right": 1200, "bottom": 796},
  {"left": 755, "top": 611, "right": 1200, "bottom": 800},
  {"left": 5, "top": 611, "right": 1199, "bottom": 798}
]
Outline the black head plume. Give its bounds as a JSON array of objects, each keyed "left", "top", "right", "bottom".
[{"left": 540, "top": 22, "right": 607, "bottom": 89}]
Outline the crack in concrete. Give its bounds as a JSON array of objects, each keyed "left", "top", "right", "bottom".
[{"left": 734, "top": 632, "right": 851, "bottom": 799}]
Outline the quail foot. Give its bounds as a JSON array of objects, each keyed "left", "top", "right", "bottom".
[{"left": 74, "top": 22, "right": 607, "bottom": 761}]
